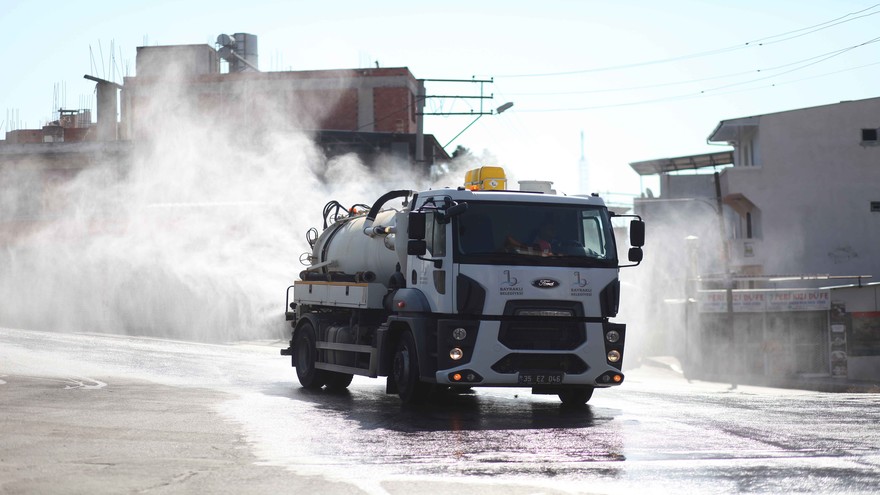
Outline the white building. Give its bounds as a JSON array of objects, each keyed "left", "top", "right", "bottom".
[
  {"left": 709, "top": 97, "right": 880, "bottom": 280},
  {"left": 629, "top": 97, "right": 880, "bottom": 383}
]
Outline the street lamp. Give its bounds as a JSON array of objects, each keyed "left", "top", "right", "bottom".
[
  {"left": 443, "top": 102, "right": 514, "bottom": 150},
  {"left": 496, "top": 101, "right": 514, "bottom": 113}
]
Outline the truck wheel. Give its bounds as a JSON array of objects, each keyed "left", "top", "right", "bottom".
[
  {"left": 392, "top": 331, "right": 431, "bottom": 404},
  {"left": 324, "top": 372, "right": 354, "bottom": 391},
  {"left": 558, "top": 386, "right": 594, "bottom": 406},
  {"left": 295, "top": 323, "right": 327, "bottom": 390}
]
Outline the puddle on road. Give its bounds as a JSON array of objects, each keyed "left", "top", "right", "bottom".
[{"left": 219, "top": 382, "right": 628, "bottom": 483}]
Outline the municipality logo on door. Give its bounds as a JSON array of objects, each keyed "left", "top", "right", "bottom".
[{"left": 500, "top": 270, "right": 523, "bottom": 296}]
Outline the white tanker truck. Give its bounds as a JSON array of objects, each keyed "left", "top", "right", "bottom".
[{"left": 281, "top": 167, "right": 645, "bottom": 405}]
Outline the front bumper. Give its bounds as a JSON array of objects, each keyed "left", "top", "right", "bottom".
[{"left": 434, "top": 319, "right": 625, "bottom": 387}]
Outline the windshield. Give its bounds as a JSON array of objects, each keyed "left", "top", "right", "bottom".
[{"left": 453, "top": 201, "right": 618, "bottom": 267}]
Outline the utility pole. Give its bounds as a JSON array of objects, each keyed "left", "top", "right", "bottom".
[
  {"left": 414, "top": 77, "right": 501, "bottom": 164},
  {"left": 714, "top": 171, "right": 732, "bottom": 314},
  {"left": 415, "top": 80, "right": 426, "bottom": 164}
]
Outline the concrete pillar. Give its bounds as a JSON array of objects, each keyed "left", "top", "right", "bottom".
[
  {"left": 84, "top": 75, "right": 122, "bottom": 141},
  {"left": 415, "top": 79, "right": 425, "bottom": 164},
  {"left": 95, "top": 82, "right": 118, "bottom": 141}
]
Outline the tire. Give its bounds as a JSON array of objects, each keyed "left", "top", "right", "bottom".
[
  {"left": 324, "top": 372, "right": 354, "bottom": 391},
  {"left": 295, "top": 322, "right": 327, "bottom": 390},
  {"left": 392, "top": 331, "right": 431, "bottom": 404},
  {"left": 558, "top": 386, "right": 594, "bottom": 406}
]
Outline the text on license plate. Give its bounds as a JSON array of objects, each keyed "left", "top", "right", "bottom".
[{"left": 518, "top": 373, "right": 563, "bottom": 385}]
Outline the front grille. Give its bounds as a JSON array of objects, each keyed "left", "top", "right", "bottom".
[
  {"left": 499, "top": 300, "right": 585, "bottom": 350},
  {"left": 498, "top": 321, "right": 585, "bottom": 350},
  {"left": 491, "top": 353, "right": 588, "bottom": 374}
]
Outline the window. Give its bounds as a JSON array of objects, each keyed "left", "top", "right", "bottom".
[
  {"left": 453, "top": 201, "right": 618, "bottom": 268},
  {"left": 871, "top": 201, "right": 880, "bottom": 213},
  {"left": 861, "top": 128, "right": 878, "bottom": 144},
  {"left": 425, "top": 212, "right": 446, "bottom": 257},
  {"left": 581, "top": 211, "right": 607, "bottom": 257},
  {"left": 741, "top": 140, "right": 753, "bottom": 166}
]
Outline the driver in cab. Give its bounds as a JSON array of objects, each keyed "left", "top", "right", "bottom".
[{"left": 505, "top": 223, "right": 558, "bottom": 256}]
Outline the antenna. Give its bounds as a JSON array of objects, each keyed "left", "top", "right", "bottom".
[
  {"left": 580, "top": 130, "right": 585, "bottom": 161},
  {"left": 117, "top": 42, "right": 125, "bottom": 81},
  {"left": 578, "top": 130, "right": 589, "bottom": 195},
  {"left": 89, "top": 45, "right": 96, "bottom": 77},
  {"left": 99, "top": 40, "right": 106, "bottom": 79},
  {"left": 110, "top": 39, "right": 115, "bottom": 83}
]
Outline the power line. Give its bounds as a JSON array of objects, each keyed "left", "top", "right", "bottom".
[
  {"left": 514, "top": 57, "right": 880, "bottom": 113},
  {"left": 505, "top": 69, "right": 757, "bottom": 97},
  {"left": 496, "top": 3, "right": 880, "bottom": 79},
  {"left": 698, "top": 36, "right": 880, "bottom": 94},
  {"left": 503, "top": 34, "right": 880, "bottom": 112},
  {"left": 770, "top": 59, "right": 880, "bottom": 85},
  {"left": 744, "top": 3, "right": 880, "bottom": 45},
  {"left": 504, "top": 36, "right": 880, "bottom": 97}
]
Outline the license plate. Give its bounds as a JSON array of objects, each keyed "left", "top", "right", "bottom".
[{"left": 518, "top": 373, "right": 563, "bottom": 385}]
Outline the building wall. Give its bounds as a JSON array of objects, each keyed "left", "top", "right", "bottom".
[
  {"left": 122, "top": 57, "right": 422, "bottom": 141},
  {"left": 2, "top": 127, "right": 96, "bottom": 145},
  {"left": 691, "top": 285, "right": 880, "bottom": 382},
  {"left": 719, "top": 98, "right": 880, "bottom": 281},
  {"left": 372, "top": 86, "right": 414, "bottom": 133},
  {"left": 660, "top": 173, "right": 717, "bottom": 200},
  {"left": 135, "top": 44, "right": 220, "bottom": 78},
  {"left": 2, "top": 46, "right": 440, "bottom": 238},
  {"left": 4, "top": 130, "right": 44, "bottom": 144}
]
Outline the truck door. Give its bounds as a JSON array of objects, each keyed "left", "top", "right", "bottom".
[{"left": 409, "top": 209, "right": 454, "bottom": 313}]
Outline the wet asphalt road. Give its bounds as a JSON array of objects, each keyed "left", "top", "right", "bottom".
[{"left": 2, "top": 328, "right": 879, "bottom": 494}]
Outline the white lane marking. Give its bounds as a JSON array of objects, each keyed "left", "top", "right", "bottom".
[
  {"left": 8, "top": 375, "right": 108, "bottom": 389},
  {"left": 62, "top": 377, "right": 108, "bottom": 389}
]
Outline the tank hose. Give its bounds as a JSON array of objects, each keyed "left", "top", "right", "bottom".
[
  {"left": 305, "top": 227, "right": 319, "bottom": 247},
  {"left": 362, "top": 189, "right": 414, "bottom": 237},
  {"left": 322, "top": 200, "right": 349, "bottom": 229}
]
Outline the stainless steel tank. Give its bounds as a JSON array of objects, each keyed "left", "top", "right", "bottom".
[
  {"left": 309, "top": 209, "right": 402, "bottom": 286},
  {"left": 233, "top": 33, "right": 258, "bottom": 71}
]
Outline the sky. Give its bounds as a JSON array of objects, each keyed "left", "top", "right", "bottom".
[{"left": 2, "top": 0, "right": 879, "bottom": 203}]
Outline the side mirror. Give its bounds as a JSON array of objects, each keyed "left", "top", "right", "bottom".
[
  {"left": 408, "top": 212, "right": 426, "bottom": 240},
  {"left": 445, "top": 202, "right": 468, "bottom": 218},
  {"left": 407, "top": 240, "right": 427, "bottom": 256},
  {"left": 630, "top": 220, "right": 645, "bottom": 248},
  {"left": 628, "top": 247, "right": 643, "bottom": 263},
  {"left": 438, "top": 201, "right": 468, "bottom": 224}
]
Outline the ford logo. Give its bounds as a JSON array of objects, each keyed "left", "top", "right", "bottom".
[{"left": 532, "top": 278, "right": 560, "bottom": 289}]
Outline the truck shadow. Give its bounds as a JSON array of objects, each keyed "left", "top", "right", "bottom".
[{"left": 263, "top": 382, "right": 611, "bottom": 433}]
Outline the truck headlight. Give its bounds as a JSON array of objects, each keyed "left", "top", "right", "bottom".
[
  {"left": 607, "top": 350, "right": 621, "bottom": 363},
  {"left": 450, "top": 348, "right": 464, "bottom": 361},
  {"left": 452, "top": 327, "right": 468, "bottom": 341},
  {"left": 605, "top": 330, "right": 620, "bottom": 343}
]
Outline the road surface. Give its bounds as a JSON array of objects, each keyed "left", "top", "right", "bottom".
[{"left": 1, "top": 327, "right": 878, "bottom": 494}]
